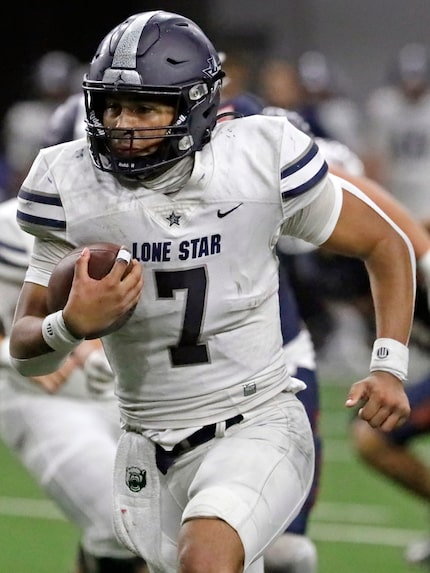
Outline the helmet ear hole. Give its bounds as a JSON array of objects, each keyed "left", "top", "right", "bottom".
[{"left": 83, "top": 10, "right": 223, "bottom": 179}]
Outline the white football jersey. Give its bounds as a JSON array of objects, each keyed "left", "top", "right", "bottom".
[
  {"left": 17, "top": 115, "right": 342, "bottom": 428},
  {"left": 0, "top": 198, "right": 89, "bottom": 398}
]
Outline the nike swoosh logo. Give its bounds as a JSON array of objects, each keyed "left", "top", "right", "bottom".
[{"left": 217, "top": 203, "right": 243, "bottom": 218}]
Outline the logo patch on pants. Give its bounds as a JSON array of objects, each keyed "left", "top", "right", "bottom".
[{"left": 126, "top": 466, "right": 147, "bottom": 492}]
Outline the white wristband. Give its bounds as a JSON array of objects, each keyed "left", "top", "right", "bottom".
[
  {"left": 42, "top": 310, "right": 83, "bottom": 352},
  {"left": 369, "top": 338, "right": 409, "bottom": 383}
]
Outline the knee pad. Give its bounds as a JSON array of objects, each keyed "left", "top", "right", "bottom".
[{"left": 264, "top": 533, "right": 317, "bottom": 573}]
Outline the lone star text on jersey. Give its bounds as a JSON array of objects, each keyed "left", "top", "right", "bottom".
[{"left": 132, "top": 234, "right": 221, "bottom": 262}]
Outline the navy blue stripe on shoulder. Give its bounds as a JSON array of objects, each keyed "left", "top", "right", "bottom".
[
  {"left": 282, "top": 162, "right": 328, "bottom": 200},
  {"left": 18, "top": 187, "right": 63, "bottom": 206},
  {"left": 17, "top": 210, "right": 66, "bottom": 230},
  {"left": 281, "top": 141, "right": 319, "bottom": 180}
]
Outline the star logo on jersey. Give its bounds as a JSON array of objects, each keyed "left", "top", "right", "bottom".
[
  {"left": 125, "top": 466, "right": 147, "bottom": 492},
  {"left": 167, "top": 211, "right": 181, "bottom": 226}
]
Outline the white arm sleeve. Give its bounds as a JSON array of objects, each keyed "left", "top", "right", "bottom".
[{"left": 281, "top": 174, "right": 343, "bottom": 246}]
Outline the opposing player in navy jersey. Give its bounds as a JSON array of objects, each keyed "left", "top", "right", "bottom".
[{"left": 10, "top": 11, "right": 414, "bottom": 573}]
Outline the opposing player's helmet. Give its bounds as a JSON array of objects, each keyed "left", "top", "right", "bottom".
[{"left": 83, "top": 11, "right": 224, "bottom": 179}]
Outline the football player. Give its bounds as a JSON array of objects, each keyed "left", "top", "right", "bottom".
[
  {"left": 41, "top": 86, "right": 321, "bottom": 573},
  {"left": 9, "top": 11, "right": 414, "bottom": 573}
]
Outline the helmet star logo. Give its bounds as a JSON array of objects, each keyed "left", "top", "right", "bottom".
[
  {"left": 167, "top": 211, "right": 181, "bottom": 226},
  {"left": 115, "top": 72, "right": 125, "bottom": 84},
  {"left": 203, "top": 56, "right": 221, "bottom": 78}
]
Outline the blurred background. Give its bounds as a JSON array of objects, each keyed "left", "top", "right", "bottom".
[
  {"left": 2, "top": 0, "right": 430, "bottom": 115},
  {"left": 2, "top": 0, "right": 430, "bottom": 193}
]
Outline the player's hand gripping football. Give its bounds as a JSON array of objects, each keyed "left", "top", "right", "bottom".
[
  {"left": 62, "top": 246, "right": 143, "bottom": 339},
  {"left": 345, "top": 371, "right": 410, "bottom": 431}
]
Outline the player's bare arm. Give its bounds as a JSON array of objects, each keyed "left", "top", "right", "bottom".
[
  {"left": 330, "top": 165, "right": 430, "bottom": 316},
  {"left": 323, "top": 183, "right": 414, "bottom": 344},
  {"left": 329, "top": 165, "right": 430, "bottom": 260},
  {"left": 322, "top": 182, "right": 414, "bottom": 431},
  {"left": 10, "top": 249, "right": 143, "bottom": 362},
  {"left": 11, "top": 282, "right": 51, "bottom": 359}
]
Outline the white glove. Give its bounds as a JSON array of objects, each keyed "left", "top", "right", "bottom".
[{"left": 83, "top": 349, "right": 115, "bottom": 396}]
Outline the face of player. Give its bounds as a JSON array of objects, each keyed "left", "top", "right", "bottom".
[{"left": 102, "top": 95, "right": 176, "bottom": 158}]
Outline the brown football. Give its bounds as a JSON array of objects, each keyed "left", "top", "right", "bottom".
[{"left": 47, "top": 242, "right": 135, "bottom": 339}]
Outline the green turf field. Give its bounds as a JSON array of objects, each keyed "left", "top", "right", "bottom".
[
  {"left": 311, "top": 381, "right": 429, "bottom": 573},
  {"left": 0, "top": 380, "right": 428, "bottom": 572}
]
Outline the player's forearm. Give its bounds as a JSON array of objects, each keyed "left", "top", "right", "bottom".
[
  {"left": 323, "top": 182, "right": 415, "bottom": 343},
  {"left": 9, "top": 281, "right": 52, "bottom": 360},
  {"left": 10, "top": 315, "right": 51, "bottom": 359},
  {"left": 10, "top": 315, "right": 80, "bottom": 377},
  {"left": 364, "top": 235, "right": 415, "bottom": 344}
]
